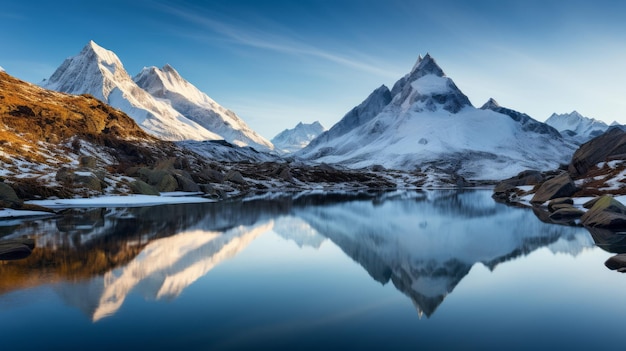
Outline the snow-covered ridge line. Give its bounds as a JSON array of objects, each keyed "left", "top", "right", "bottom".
[{"left": 41, "top": 41, "right": 272, "bottom": 150}]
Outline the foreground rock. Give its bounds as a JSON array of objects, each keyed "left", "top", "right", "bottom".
[
  {"left": 530, "top": 173, "right": 577, "bottom": 205},
  {"left": 580, "top": 196, "right": 626, "bottom": 229},
  {"left": 605, "top": 254, "right": 626, "bottom": 272}
]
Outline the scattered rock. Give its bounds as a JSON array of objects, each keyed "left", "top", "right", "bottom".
[
  {"left": 583, "top": 197, "right": 602, "bottom": 209},
  {"left": 225, "top": 170, "right": 247, "bottom": 185},
  {"left": 277, "top": 167, "right": 294, "bottom": 182},
  {"left": 74, "top": 172, "right": 103, "bottom": 192},
  {"left": 173, "top": 172, "right": 201, "bottom": 192},
  {"left": 130, "top": 180, "right": 160, "bottom": 196},
  {"left": 569, "top": 127, "right": 626, "bottom": 177},
  {"left": 549, "top": 207, "right": 585, "bottom": 221},
  {"left": 548, "top": 197, "right": 574, "bottom": 212},
  {"left": 78, "top": 155, "right": 97, "bottom": 169},
  {"left": 494, "top": 170, "right": 544, "bottom": 193},
  {"left": 0, "top": 182, "right": 21, "bottom": 206},
  {"left": 530, "top": 172, "right": 577, "bottom": 205},
  {"left": 605, "top": 254, "right": 626, "bottom": 271},
  {"left": 581, "top": 195, "right": 626, "bottom": 229}
]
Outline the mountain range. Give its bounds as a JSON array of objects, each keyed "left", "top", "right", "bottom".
[
  {"left": 41, "top": 41, "right": 273, "bottom": 151},
  {"left": 271, "top": 121, "right": 325, "bottom": 154},
  {"left": 545, "top": 111, "right": 611, "bottom": 143},
  {"left": 2, "top": 41, "right": 623, "bottom": 201},
  {"left": 298, "top": 54, "right": 576, "bottom": 180}
]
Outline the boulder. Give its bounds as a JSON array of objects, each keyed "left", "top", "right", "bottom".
[
  {"left": 581, "top": 195, "right": 626, "bottom": 229},
  {"left": 583, "top": 197, "right": 602, "bottom": 209},
  {"left": 74, "top": 172, "right": 103, "bottom": 192},
  {"left": 605, "top": 254, "right": 626, "bottom": 271},
  {"left": 494, "top": 170, "right": 544, "bottom": 193},
  {"left": 530, "top": 173, "right": 577, "bottom": 205},
  {"left": 78, "top": 155, "right": 97, "bottom": 169},
  {"left": 0, "top": 182, "right": 21, "bottom": 206},
  {"left": 277, "top": 167, "right": 294, "bottom": 182},
  {"left": 225, "top": 170, "right": 247, "bottom": 185},
  {"left": 548, "top": 197, "right": 574, "bottom": 212},
  {"left": 549, "top": 207, "right": 585, "bottom": 221},
  {"left": 138, "top": 168, "right": 178, "bottom": 192},
  {"left": 130, "top": 180, "right": 160, "bottom": 196},
  {"left": 569, "top": 127, "right": 626, "bottom": 177},
  {"left": 173, "top": 173, "right": 201, "bottom": 192}
]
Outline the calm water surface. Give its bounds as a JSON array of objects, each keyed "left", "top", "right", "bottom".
[{"left": 0, "top": 190, "right": 624, "bottom": 350}]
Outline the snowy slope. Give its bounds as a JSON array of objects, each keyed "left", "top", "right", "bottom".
[
  {"left": 41, "top": 41, "right": 220, "bottom": 141},
  {"left": 298, "top": 54, "right": 575, "bottom": 180},
  {"left": 271, "top": 121, "right": 325, "bottom": 154},
  {"left": 545, "top": 111, "right": 609, "bottom": 143},
  {"left": 134, "top": 65, "right": 273, "bottom": 151}
]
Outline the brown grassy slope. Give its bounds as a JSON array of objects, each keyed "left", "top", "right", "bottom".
[
  {"left": 0, "top": 71, "right": 183, "bottom": 167},
  {"left": 0, "top": 71, "right": 152, "bottom": 142}
]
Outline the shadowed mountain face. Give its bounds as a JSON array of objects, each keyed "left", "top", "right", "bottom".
[{"left": 0, "top": 191, "right": 592, "bottom": 320}]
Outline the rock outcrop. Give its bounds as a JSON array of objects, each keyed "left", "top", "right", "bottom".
[
  {"left": 530, "top": 173, "right": 577, "bottom": 205},
  {"left": 580, "top": 196, "right": 626, "bottom": 229}
]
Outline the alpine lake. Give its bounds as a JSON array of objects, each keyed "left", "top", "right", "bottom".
[{"left": 1, "top": 190, "right": 625, "bottom": 350}]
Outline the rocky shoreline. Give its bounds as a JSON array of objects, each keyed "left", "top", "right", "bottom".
[{"left": 493, "top": 127, "right": 626, "bottom": 272}]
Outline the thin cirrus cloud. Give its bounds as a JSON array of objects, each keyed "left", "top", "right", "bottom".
[{"left": 159, "top": 4, "right": 400, "bottom": 80}]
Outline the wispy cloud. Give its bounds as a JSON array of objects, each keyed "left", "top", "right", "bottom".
[{"left": 156, "top": 3, "right": 400, "bottom": 79}]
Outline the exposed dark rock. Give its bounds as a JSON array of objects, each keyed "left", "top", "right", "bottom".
[
  {"left": 530, "top": 173, "right": 577, "bottom": 205},
  {"left": 581, "top": 196, "right": 626, "bottom": 229},
  {"left": 78, "top": 155, "right": 97, "bottom": 168},
  {"left": 277, "top": 167, "right": 294, "bottom": 182},
  {"left": 129, "top": 180, "right": 160, "bottom": 196},
  {"left": 583, "top": 197, "right": 602, "bottom": 209},
  {"left": 225, "top": 170, "right": 247, "bottom": 185},
  {"left": 138, "top": 168, "right": 178, "bottom": 192},
  {"left": 605, "top": 254, "right": 626, "bottom": 271},
  {"left": 548, "top": 197, "right": 574, "bottom": 212},
  {"left": 569, "top": 128, "right": 626, "bottom": 177},
  {"left": 0, "top": 182, "right": 21, "bottom": 206},
  {"left": 173, "top": 172, "right": 201, "bottom": 192},
  {"left": 494, "top": 170, "right": 544, "bottom": 194},
  {"left": 74, "top": 173, "right": 103, "bottom": 192},
  {"left": 549, "top": 207, "right": 584, "bottom": 221}
]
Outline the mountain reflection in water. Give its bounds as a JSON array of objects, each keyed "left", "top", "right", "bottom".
[{"left": 0, "top": 190, "right": 593, "bottom": 321}]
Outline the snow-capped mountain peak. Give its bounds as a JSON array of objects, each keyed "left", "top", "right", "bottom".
[
  {"left": 545, "top": 110, "right": 609, "bottom": 143},
  {"left": 408, "top": 53, "right": 444, "bottom": 80},
  {"left": 133, "top": 65, "right": 274, "bottom": 151},
  {"left": 389, "top": 54, "right": 472, "bottom": 113},
  {"left": 41, "top": 41, "right": 272, "bottom": 147},
  {"left": 299, "top": 53, "right": 575, "bottom": 180},
  {"left": 271, "top": 121, "right": 325, "bottom": 154}
]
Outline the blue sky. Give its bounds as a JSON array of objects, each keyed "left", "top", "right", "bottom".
[{"left": 1, "top": 0, "right": 625, "bottom": 138}]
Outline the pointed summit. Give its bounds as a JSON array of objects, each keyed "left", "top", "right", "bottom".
[
  {"left": 41, "top": 41, "right": 220, "bottom": 141},
  {"left": 408, "top": 53, "right": 445, "bottom": 80},
  {"left": 480, "top": 98, "right": 500, "bottom": 110},
  {"left": 389, "top": 53, "right": 471, "bottom": 113}
]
